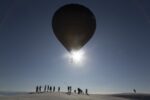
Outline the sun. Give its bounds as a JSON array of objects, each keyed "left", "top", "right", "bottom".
[{"left": 70, "top": 50, "right": 85, "bottom": 64}]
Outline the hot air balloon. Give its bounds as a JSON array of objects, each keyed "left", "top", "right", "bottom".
[{"left": 52, "top": 4, "right": 96, "bottom": 53}]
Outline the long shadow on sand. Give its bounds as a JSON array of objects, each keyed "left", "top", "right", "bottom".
[{"left": 112, "top": 93, "right": 150, "bottom": 100}]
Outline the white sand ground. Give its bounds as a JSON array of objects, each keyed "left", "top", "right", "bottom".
[{"left": 0, "top": 92, "right": 150, "bottom": 100}]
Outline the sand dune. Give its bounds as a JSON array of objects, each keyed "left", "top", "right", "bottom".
[{"left": 0, "top": 92, "right": 150, "bottom": 100}]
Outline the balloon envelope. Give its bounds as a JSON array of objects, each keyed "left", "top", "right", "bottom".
[{"left": 52, "top": 4, "right": 96, "bottom": 52}]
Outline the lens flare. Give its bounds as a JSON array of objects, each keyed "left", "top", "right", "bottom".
[{"left": 70, "top": 50, "right": 85, "bottom": 64}]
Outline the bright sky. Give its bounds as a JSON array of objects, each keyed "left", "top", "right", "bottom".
[{"left": 0, "top": 0, "right": 150, "bottom": 94}]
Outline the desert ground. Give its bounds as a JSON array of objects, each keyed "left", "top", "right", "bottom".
[{"left": 0, "top": 92, "right": 150, "bottom": 100}]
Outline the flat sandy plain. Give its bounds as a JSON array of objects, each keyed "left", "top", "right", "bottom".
[{"left": 0, "top": 92, "right": 150, "bottom": 100}]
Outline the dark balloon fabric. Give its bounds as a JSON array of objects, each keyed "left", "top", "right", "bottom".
[{"left": 52, "top": 4, "right": 96, "bottom": 52}]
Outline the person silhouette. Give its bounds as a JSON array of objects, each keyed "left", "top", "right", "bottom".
[
  {"left": 58, "top": 86, "right": 60, "bottom": 92},
  {"left": 70, "top": 86, "right": 72, "bottom": 94},
  {"left": 47, "top": 85, "right": 49, "bottom": 92},
  {"left": 50, "top": 86, "right": 52, "bottom": 92},
  {"left": 77, "top": 88, "right": 80, "bottom": 94},
  {"left": 133, "top": 89, "right": 136, "bottom": 93},
  {"left": 39, "top": 86, "right": 41, "bottom": 93},
  {"left": 36, "top": 86, "right": 38, "bottom": 93},
  {"left": 53, "top": 86, "right": 55, "bottom": 92},
  {"left": 78, "top": 88, "right": 83, "bottom": 94},
  {"left": 85, "top": 89, "right": 88, "bottom": 95},
  {"left": 68, "top": 86, "right": 69, "bottom": 93},
  {"left": 44, "top": 85, "right": 46, "bottom": 92},
  {"left": 74, "top": 90, "right": 76, "bottom": 94}
]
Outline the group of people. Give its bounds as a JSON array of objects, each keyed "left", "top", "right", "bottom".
[
  {"left": 35, "top": 85, "right": 88, "bottom": 95},
  {"left": 67, "top": 86, "right": 88, "bottom": 95},
  {"left": 76, "top": 88, "right": 87, "bottom": 95},
  {"left": 36, "top": 86, "right": 42, "bottom": 93},
  {"left": 67, "top": 86, "right": 72, "bottom": 94},
  {"left": 36, "top": 85, "right": 59, "bottom": 93}
]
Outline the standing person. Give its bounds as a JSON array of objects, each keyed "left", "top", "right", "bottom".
[
  {"left": 39, "top": 86, "right": 42, "bottom": 93},
  {"left": 70, "top": 86, "right": 72, "bottom": 94},
  {"left": 36, "top": 86, "right": 38, "bottom": 93},
  {"left": 74, "top": 90, "right": 76, "bottom": 94},
  {"left": 85, "top": 89, "right": 88, "bottom": 95},
  {"left": 58, "top": 86, "right": 60, "bottom": 92},
  {"left": 77, "top": 88, "right": 80, "bottom": 94},
  {"left": 68, "top": 86, "right": 69, "bottom": 93},
  {"left": 50, "top": 86, "right": 52, "bottom": 92},
  {"left": 44, "top": 85, "right": 46, "bottom": 92},
  {"left": 53, "top": 86, "right": 55, "bottom": 92},
  {"left": 47, "top": 85, "right": 49, "bottom": 92}
]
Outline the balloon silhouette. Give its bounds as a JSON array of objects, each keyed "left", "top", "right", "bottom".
[{"left": 52, "top": 4, "right": 96, "bottom": 52}]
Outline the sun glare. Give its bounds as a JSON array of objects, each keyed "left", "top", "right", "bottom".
[{"left": 70, "top": 50, "right": 85, "bottom": 64}]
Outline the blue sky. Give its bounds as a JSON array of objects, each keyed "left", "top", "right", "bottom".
[{"left": 0, "top": 0, "right": 150, "bottom": 93}]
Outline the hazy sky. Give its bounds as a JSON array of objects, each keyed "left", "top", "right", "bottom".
[{"left": 0, "top": 0, "right": 150, "bottom": 93}]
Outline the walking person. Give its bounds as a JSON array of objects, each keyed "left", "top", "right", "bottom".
[
  {"left": 133, "top": 89, "right": 136, "bottom": 93},
  {"left": 36, "top": 86, "right": 38, "bottom": 93}
]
